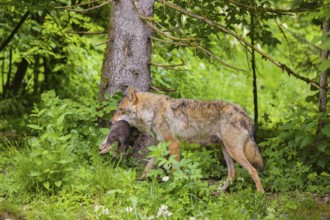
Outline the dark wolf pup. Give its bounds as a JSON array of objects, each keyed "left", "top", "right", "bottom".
[
  {"left": 111, "top": 87, "right": 265, "bottom": 192},
  {"left": 99, "top": 120, "right": 132, "bottom": 158}
]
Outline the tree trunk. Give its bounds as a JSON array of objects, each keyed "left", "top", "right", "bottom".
[
  {"left": 10, "top": 58, "right": 28, "bottom": 95},
  {"left": 318, "top": 18, "right": 329, "bottom": 131},
  {"left": 99, "top": 0, "right": 155, "bottom": 164},
  {"left": 250, "top": 12, "right": 258, "bottom": 127},
  {"left": 99, "top": 0, "right": 154, "bottom": 99}
]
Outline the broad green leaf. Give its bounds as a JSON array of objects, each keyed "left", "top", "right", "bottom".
[
  {"left": 100, "top": 128, "right": 110, "bottom": 135},
  {"left": 321, "top": 125, "right": 330, "bottom": 137},
  {"left": 27, "top": 124, "right": 42, "bottom": 130},
  {"left": 300, "top": 135, "right": 315, "bottom": 148},
  {"left": 317, "top": 144, "right": 327, "bottom": 152},
  {"left": 55, "top": 181, "right": 62, "bottom": 187},
  {"left": 30, "top": 150, "right": 41, "bottom": 157},
  {"left": 43, "top": 169, "right": 50, "bottom": 173},
  {"left": 321, "top": 172, "right": 330, "bottom": 177},
  {"left": 43, "top": 182, "right": 50, "bottom": 190},
  {"left": 57, "top": 114, "right": 65, "bottom": 125},
  {"left": 29, "top": 171, "right": 41, "bottom": 177},
  {"left": 319, "top": 60, "right": 330, "bottom": 72},
  {"left": 317, "top": 158, "right": 327, "bottom": 168}
]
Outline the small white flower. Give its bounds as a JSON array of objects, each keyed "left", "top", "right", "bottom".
[
  {"left": 147, "top": 215, "right": 155, "bottom": 220},
  {"left": 94, "top": 205, "right": 110, "bottom": 216},
  {"left": 189, "top": 217, "right": 196, "bottom": 220},
  {"left": 165, "top": 210, "right": 172, "bottom": 216},
  {"left": 94, "top": 205, "right": 101, "bottom": 212},
  {"left": 162, "top": 176, "right": 170, "bottom": 182},
  {"left": 157, "top": 205, "right": 172, "bottom": 217},
  {"left": 103, "top": 208, "right": 110, "bottom": 215},
  {"left": 126, "top": 206, "right": 133, "bottom": 213}
]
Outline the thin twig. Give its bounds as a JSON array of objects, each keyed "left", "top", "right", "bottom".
[
  {"left": 67, "top": 31, "right": 106, "bottom": 35},
  {"left": 151, "top": 85, "right": 176, "bottom": 92},
  {"left": 196, "top": 45, "right": 246, "bottom": 72},
  {"left": 96, "top": 39, "right": 111, "bottom": 46},
  {"left": 229, "top": 0, "right": 321, "bottom": 13},
  {"left": 152, "top": 37, "right": 245, "bottom": 72},
  {"left": 55, "top": 0, "right": 105, "bottom": 9},
  {"left": 157, "top": 0, "right": 321, "bottom": 89},
  {"left": 66, "top": 1, "right": 109, "bottom": 13},
  {"left": 151, "top": 37, "right": 188, "bottom": 46},
  {"left": 149, "top": 62, "right": 186, "bottom": 71}
]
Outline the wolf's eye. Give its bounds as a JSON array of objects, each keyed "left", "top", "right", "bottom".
[{"left": 118, "top": 108, "right": 125, "bottom": 113}]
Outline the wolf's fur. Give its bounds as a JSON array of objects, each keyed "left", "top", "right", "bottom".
[{"left": 111, "top": 87, "right": 264, "bottom": 192}]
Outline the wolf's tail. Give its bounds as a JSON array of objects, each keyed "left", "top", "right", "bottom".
[{"left": 244, "top": 137, "right": 264, "bottom": 171}]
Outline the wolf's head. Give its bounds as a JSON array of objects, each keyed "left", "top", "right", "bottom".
[{"left": 111, "top": 87, "right": 138, "bottom": 125}]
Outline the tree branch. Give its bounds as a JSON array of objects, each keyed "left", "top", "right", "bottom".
[
  {"left": 133, "top": 0, "right": 245, "bottom": 72},
  {"left": 151, "top": 37, "right": 245, "bottom": 72},
  {"left": 157, "top": 0, "right": 320, "bottom": 89},
  {"left": 66, "top": 1, "right": 109, "bottom": 13},
  {"left": 149, "top": 61, "right": 186, "bottom": 71},
  {"left": 228, "top": 0, "right": 321, "bottom": 14},
  {"left": 0, "top": 11, "right": 30, "bottom": 52},
  {"left": 67, "top": 31, "right": 106, "bottom": 35},
  {"left": 55, "top": 0, "right": 105, "bottom": 9}
]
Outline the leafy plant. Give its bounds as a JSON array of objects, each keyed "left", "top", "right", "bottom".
[{"left": 260, "top": 106, "right": 330, "bottom": 193}]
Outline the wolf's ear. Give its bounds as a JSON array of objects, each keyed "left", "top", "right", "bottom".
[{"left": 127, "top": 86, "right": 138, "bottom": 105}]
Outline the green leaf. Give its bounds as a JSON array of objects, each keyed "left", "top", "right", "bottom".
[
  {"left": 318, "top": 143, "right": 327, "bottom": 152},
  {"left": 55, "top": 181, "right": 62, "bottom": 187},
  {"left": 27, "top": 124, "right": 42, "bottom": 130},
  {"left": 321, "top": 172, "right": 330, "bottom": 177},
  {"left": 317, "top": 158, "right": 327, "bottom": 168},
  {"left": 43, "top": 182, "right": 50, "bottom": 190},
  {"left": 321, "top": 125, "right": 330, "bottom": 137},
  {"left": 100, "top": 128, "right": 110, "bottom": 135},
  {"left": 300, "top": 135, "right": 315, "bottom": 148},
  {"left": 30, "top": 150, "right": 41, "bottom": 157},
  {"left": 29, "top": 171, "right": 41, "bottom": 176},
  {"left": 43, "top": 169, "right": 50, "bottom": 173},
  {"left": 57, "top": 114, "right": 65, "bottom": 125},
  {"left": 319, "top": 59, "right": 330, "bottom": 72}
]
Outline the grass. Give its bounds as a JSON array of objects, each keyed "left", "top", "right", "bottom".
[{"left": 1, "top": 153, "right": 329, "bottom": 219}]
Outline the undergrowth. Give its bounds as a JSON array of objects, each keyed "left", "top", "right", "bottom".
[{"left": 0, "top": 91, "right": 329, "bottom": 219}]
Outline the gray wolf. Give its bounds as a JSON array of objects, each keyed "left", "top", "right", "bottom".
[{"left": 111, "top": 87, "right": 264, "bottom": 192}]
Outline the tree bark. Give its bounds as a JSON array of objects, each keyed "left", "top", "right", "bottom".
[
  {"left": 99, "top": 0, "right": 154, "bottom": 99},
  {"left": 318, "top": 18, "right": 329, "bottom": 131},
  {"left": 100, "top": 0, "right": 156, "bottom": 163}
]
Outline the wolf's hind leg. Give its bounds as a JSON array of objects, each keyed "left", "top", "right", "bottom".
[
  {"left": 218, "top": 147, "right": 236, "bottom": 192},
  {"left": 225, "top": 144, "right": 264, "bottom": 192}
]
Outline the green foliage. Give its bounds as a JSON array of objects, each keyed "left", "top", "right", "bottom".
[
  {"left": 260, "top": 106, "right": 330, "bottom": 193},
  {"left": 10, "top": 91, "right": 97, "bottom": 194},
  {"left": 0, "top": 91, "right": 329, "bottom": 219}
]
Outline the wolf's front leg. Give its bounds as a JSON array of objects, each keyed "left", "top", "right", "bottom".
[
  {"left": 168, "top": 141, "right": 180, "bottom": 162},
  {"left": 139, "top": 157, "right": 156, "bottom": 180}
]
